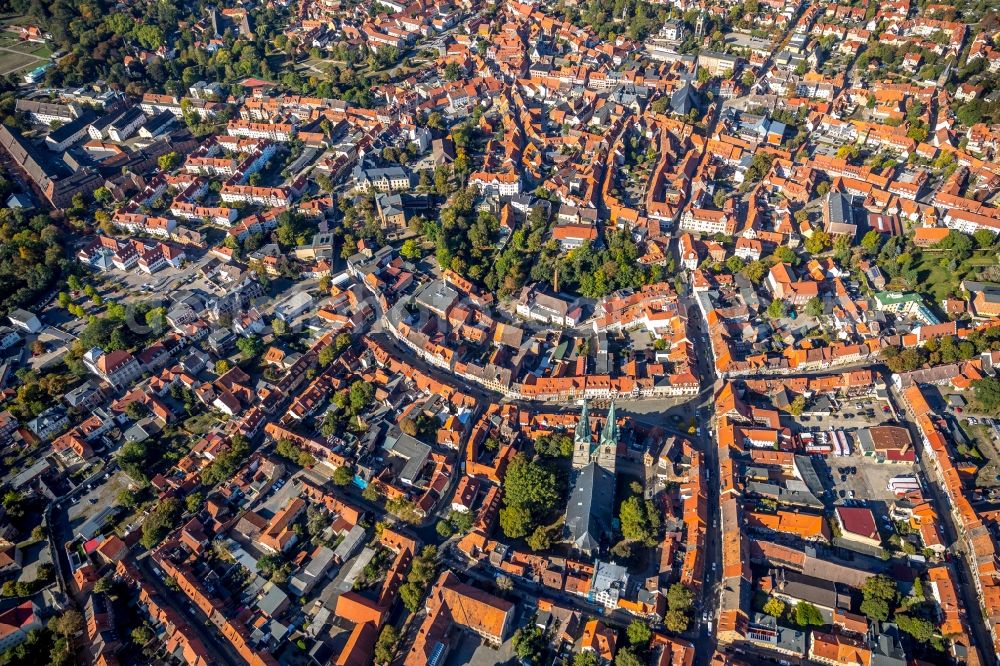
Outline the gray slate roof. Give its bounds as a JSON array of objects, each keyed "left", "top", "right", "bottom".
[{"left": 564, "top": 462, "right": 614, "bottom": 555}]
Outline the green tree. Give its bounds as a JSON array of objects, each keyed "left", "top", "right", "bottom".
[
  {"left": 626, "top": 620, "right": 652, "bottom": 647},
  {"left": 93, "top": 187, "right": 112, "bottom": 204},
  {"left": 374, "top": 624, "right": 399, "bottom": 665},
  {"left": 117, "top": 442, "right": 148, "bottom": 468},
  {"left": 140, "top": 497, "right": 182, "bottom": 549},
  {"left": 762, "top": 596, "right": 786, "bottom": 618},
  {"left": 745, "top": 152, "right": 775, "bottom": 182},
  {"left": 124, "top": 401, "right": 148, "bottom": 421},
  {"left": 503, "top": 454, "right": 559, "bottom": 514},
  {"left": 668, "top": 583, "right": 694, "bottom": 613},
  {"left": 619, "top": 495, "right": 656, "bottom": 545},
  {"left": 794, "top": 602, "right": 825, "bottom": 628},
  {"left": 804, "top": 230, "right": 831, "bottom": 254},
  {"left": 399, "top": 582, "right": 424, "bottom": 613},
  {"left": 615, "top": 647, "right": 645, "bottom": 666},
  {"left": 788, "top": 395, "right": 806, "bottom": 416},
  {"left": 535, "top": 433, "right": 573, "bottom": 458},
  {"left": 526, "top": 524, "right": 552, "bottom": 551},
  {"left": 973, "top": 229, "right": 995, "bottom": 249},
  {"left": 805, "top": 297, "right": 824, "bottom": 317},
  {"left": 935, "top": 230, "right": 974, "bottom": 260},
  {"left": 512, "top": 625, "right": 546, "bottom": 664},
  {"left": 116, "top": 489, "right": 139, "bottom": 510},
  {"left": 774, "top": 245, "right": 798, "bottom": 265},
  {"left": 275, "top": 438, "right": 315, "bottom": 467},
  {"left": 860, "top": 574, "right": 898, "bottom": 622},
  {"left": 499, "top": 504, "right": 534, "bottom": 539},
  {"left": 836, "top": 145, "right": 860, "bottom": 161},
  {"left": 157, "top": 151, "right": 181, "bottom": 171},
  {"left": 767, "top": 299, "right": 788, "bottom": 320},
  {"left": 400, "top": 239, "right": 421, "bottom": 260},
  {"left": 318, "top": 345, "right": 338, "bottom": 367},
  {"left": 448, "top": 510, "right": 473, "bottom": 533},
  {"left": 664, "top": 609, "right": 690, "bottom": 633},
  {"left": 896, "top": 614, "right": 934, "bottom": 643},
  {"left": 49, "top": 610, "right": 84, "bottom": 641},
  {"left": 744, "top": 260, "right": 766, "bottom": 284},
  {"left": 236, "top": 335, "right": 264, "bottom": 360},
  {"left": 957, "top": 100, "right": 985, "bottom": 126},
  {"left": 860, "top": 230, "right": 882, "bottom": 254},
  {"left": 443, "top": 61, "right": 462, "bottom": 82},
  {"left": 713, "top": 189, "right": 729, "bottom": 209},
  {"left": 574, "top": 652, "right": 599, "bottom": 666},
  {"left": 131, "top": 624, "right": 154, "bottom": 645},
  {"left": 906, "top": 125, "right": 928, "bottom": 143},
  {"left": 200, "top": 436, "right": 251, "bottom": 486},
  {"left": 134, "top": 25, "right": 164, "bottom": 50},
  {"left": 332, "top": 465, "right": 354, "bottom": 486},
  {"left": 386, "top": 497, "right": 421, "bottom": 524},
  {"left": 185, "top": 492, "right": 203, "bottom": 514},
  {"left": 349, "top": 381, "right": 374, "bottom": 413},
  {"left": 409, "top": 546, "right": 437, "bottom": 585},
  {"left": 398, "top": 545, "right": 438, "bottom": 612},
  {"left": 973, "top": 377, "right": 1000, "bottom": 415}
]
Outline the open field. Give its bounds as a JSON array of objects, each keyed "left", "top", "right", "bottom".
[
  {"left": 0, "top": 22, "right": 51, "bottom": 75},
  {"left": 905, "top": 248, "right": 1000, "bottom": 303},
  {"left": 0, "top": 49, "right": 40, "bottom": 75}
]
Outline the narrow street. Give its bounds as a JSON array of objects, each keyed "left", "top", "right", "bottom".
[
  {"left": 134, "top": 555, "right": 244, "bottom": 666},
  {"left": 674, "top": 6, "right": 813, "bottom": 664},
  {"left": 888, "top": 383, "right": 992, "bottom": 666},
  {"left": 684, "top": 297, "right": 725, "bottom": 666}
]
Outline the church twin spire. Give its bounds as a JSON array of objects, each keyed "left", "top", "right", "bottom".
[
  {"left": 600, "top": 400, "right": 619, "bottom": 448},
  {"left": 575, "top": 398, "right": 592, "bottom": 446},
  {"left": 572, "top": 399, "right": 619, "bottom": 472}
]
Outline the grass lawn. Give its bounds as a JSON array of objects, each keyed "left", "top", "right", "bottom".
[
  {"left": 0, "top": 50, "right": 40, "bottom": 74},
  {"left": 910, "top": 261, "right": 955, "bottom": 301},
  {"left": 961, "top": 421, "right": 1000, "bottom": 488},
  {"left": 183, "top": 412, "right": 217, "bottom": 436},
  {"left": 264, "top": 52, "right": 290, "bottom": 74},
  {"left": 0, "top": 12, "right": 25, "bottom": 23},
  {"left": 909, "top": 249, "right": 999, "bottom": 303}
]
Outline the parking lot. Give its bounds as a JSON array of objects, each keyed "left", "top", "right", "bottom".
[
  {"left": 17, "top": 539, "right": 52, "bottom": 581},
  {"left": 66, "top": 470, "right": 134, "bottom": 536},
  {"left": 109, "top": 257, "right": 214, "bottom": 303},
  {"left": 796, "top": 396, "right": 897, "bottom": 433},
  {"left": 822, "top": 453, "right": 918, "bottom": 505},
  {"left": 443, "top": 608, "right": 523, "bottom": 666}
]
